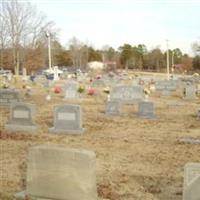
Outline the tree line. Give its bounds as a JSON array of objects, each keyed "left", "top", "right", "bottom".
[{"left": 0, "top": 0, "right": 200, "bottom": 74}]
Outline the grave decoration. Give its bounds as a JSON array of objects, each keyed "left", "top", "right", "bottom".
[{"left": 88, "top": 87, "right": 96, "bottom": 95}]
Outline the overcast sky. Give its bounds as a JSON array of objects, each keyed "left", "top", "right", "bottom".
[{"left": 30, "top": 0, "right": 200, "bottom": 54}]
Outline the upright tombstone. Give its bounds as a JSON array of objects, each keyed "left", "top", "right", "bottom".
[
  {"left": 137, "top": 101, "right": 156, "bottom": 119},
  {"left": 92, "top": 79, "right": 105, "bottom": 87},
  {"left": 5, "top": 102, "right": 37, "bottom": 132},
  {"left": 105, "top": 101, "right": 121, "bottom": 116},
  {"left": 110, "top": 85, "right": 144, "bottom": 104},
  {"left": 183, "top": 163, "right": 200, "bottom": 200},
  {"left": 183, "top": 85, "right": 197, "bottom": 100},
  {"left": 64, "top": 80, "right": 79, "bottom": 100},
  {"left": 0, "top": 89, "right": 20, "bottom": 106},
  {"left": 26, "top": 145, "right": 97, "bottom": 200},
  {"left": 49, "top": 104, "right": 84, "bottom": 134},
  {"left": 155, "top": 80, "right": 177, "bottom": 96}
]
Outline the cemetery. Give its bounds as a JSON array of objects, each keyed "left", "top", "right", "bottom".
[
  {"left": 0, "top": 69, "right": 200, "bottom": 200},
  {"left": 0, "top": 0, "right": 200, "bottom": 200}
]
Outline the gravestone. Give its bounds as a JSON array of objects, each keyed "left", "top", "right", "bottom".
[
  {"left": 110, "top": 85, "right": 144, "bottom": 104},
  {"left": 5, "top": 102, "right": 37, "bottom": 132},
  {"left": 155, "top": 80, "right": 177, "bottom": 96},
  {"left": 183, "top": 163, "right": 200, "bottom": 200},
  {"left": 105, "top": 101, "right": 121, "bottom": 115},
  {"left": 137, "top": 101, "right": 156, "bottom": 119},
  {"left": 49, "top": 104, "right": 84, "bottom": 134},
  {"left": 64, "top": 80, "right": 79, "bottom": 100},
  {"left": 183, "top": 85, "right": 197, "bottom": 100},
  {"left": 92, "top": 79, "right": 105, "bottom": 87},
  {"left": 26, "top": 145, "right": 97, "bottom": 200},
  {"left": 0, "top": 89, "right": 20, "bottom": 106}
]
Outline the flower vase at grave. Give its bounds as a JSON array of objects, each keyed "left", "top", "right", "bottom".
[{"left": 54, "top": 86, "right": 62, "bottom": 93}]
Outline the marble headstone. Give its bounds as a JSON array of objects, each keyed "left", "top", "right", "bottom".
[
  {"left": 110, "top": 85, "right": 144, "bottom": 104},
  {"left": 49, "top": 104, "right": 84, "bottom": 134},
  {"left": 137, "top": 101, "right": 156, "bottom": 119},
  {"left": 183, "top": 162, "right": 200, "bottom": 200},
  {"left": 5, "top": 102, "right": 37, "bottom": 132},
  {"left": 105, "top": 101, "right": 121, "bottom": 115},
  {"left": 183, "top": 85, "right": 197, "bottom": 100},
  {"left": 0, "top": 89, "right": 20, "bottom": 106},
  {"left": 64, "top": 81, "right": 79, "bottom": 100},
  {"left": 26, "top": 145, "right": 97, "bottom": 200}
]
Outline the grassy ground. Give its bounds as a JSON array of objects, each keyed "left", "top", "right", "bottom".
[{"left": 0, "top": 77, "right": 200, "bottom": 200}]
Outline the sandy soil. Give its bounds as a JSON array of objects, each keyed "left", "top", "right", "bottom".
[{"left": 0, "top": 78, "right": 200, "bottom": 200}]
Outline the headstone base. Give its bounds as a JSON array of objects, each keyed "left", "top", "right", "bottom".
[
  {"left": 49, "top": 127, "right": 84, "bottom": 134},
  {"left": 137, "top": 114, "right": 156, "bottom": 120},
  {"left": 15, "top": 191, "right": 50, "bottom": 200},
  {"left": 5, "top": 124, "right": 37, "bottom": 132}
]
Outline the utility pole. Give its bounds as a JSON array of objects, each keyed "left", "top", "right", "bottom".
[
  {"left": 46, "top": 31, "right": 52, "bottom": 70},
  {"left": 166, "top": 40, "right": 170, "bottom": 80}
]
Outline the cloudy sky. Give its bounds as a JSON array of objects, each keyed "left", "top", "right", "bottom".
[{"left": 30, "top": 0, "right": 200, "bottom": 54}]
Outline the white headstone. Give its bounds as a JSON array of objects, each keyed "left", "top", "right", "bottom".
[
  {"left": 26, "top": 145, "right": 97, "bottom": 200},
  {"left": 183, "top": 163, "right": 200, "bottom": 200}
]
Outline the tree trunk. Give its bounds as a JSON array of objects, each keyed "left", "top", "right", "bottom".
[{"left": 0, "top": 48, "right": 3, "bottom": 68}]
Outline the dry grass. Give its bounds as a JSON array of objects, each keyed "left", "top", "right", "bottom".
[{"left": 0, "top": 79, "right": 200, "bottom": 200}]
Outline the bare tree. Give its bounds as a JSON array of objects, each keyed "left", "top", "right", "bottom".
[
  {"left": 0, "top": 0, "right": 9, "bottom": 68},
  {"left": 0, "top": 0, "right": 56, "bottom": 74}
]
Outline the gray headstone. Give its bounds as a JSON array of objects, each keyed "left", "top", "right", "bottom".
[
  {"left": 183, "top": 85, "right": 197, "bottom": 100},
  {"left": 138, "top": 101, "right": 156, "bottom": 119},
  {"left": 5, "top": 102, "right": 37, "bottom": 132},
  {"left": 0, "top": 89, "right": 20, "bottom": 106},
  {"left": 92, "top": 79, "right": 105, "bottom": 87},
  {"left": 26, "top": 145, "right": 97, "bottom": 200},
  {"left": 110, "top": 85, "right": 144, "bottom": 104},
  {"left": 105, "top": 101, "right": 121, "bottom": 115},
  {"left": 155, "top": 80, "right": 177, "bottom": 96},
  {"left": 49, "top": 104, "right": 84, "bottom": 134},
  {"left": 64, "top": 81, "right": 79, "bottom": 100},
  {"left": 183, "top": 163, "right": 200, "bottom": 200}
]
